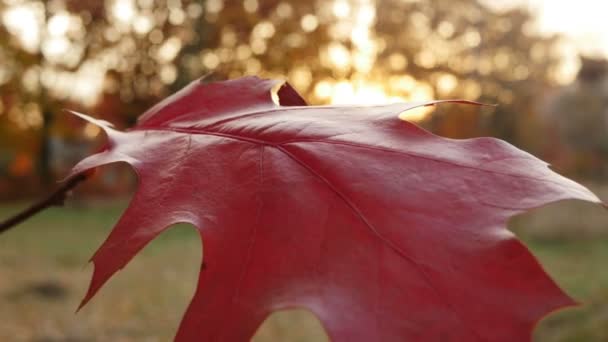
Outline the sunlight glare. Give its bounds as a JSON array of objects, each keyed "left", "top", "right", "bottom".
[
  {"left": 314, "top": 80, "right": 333, "bottom": 100},
  {"left": 112, "top": 0, "right": 136, "bottom": 23},
  {"left": 157, "top": 37, "right": 182, "bottom": 63},
  {"left": 47, "top": 12, "right": 70, "bottom": 36},
  {"left": 300, "top": 14, "right": 318, "bottom": 32},
  {"left": 327, "top": 42, "right": 351, "bottom": 70},
  {"left": 436, "top": 73, "right": 458, "bottom": 95},
  {"left": 388, "top": 53, "right": 407, "bottom": 70},
  {"left": 332, "top": 0, "right": 350, "bottom": 18},
  {"left": 2, "top": 3, "right": 41, "bottom": 52},
  {"left": 252, "top": 21, "right": 276, "bottom": 39},
  {"left": 42, "top": 37, "right": 70, "bottom": 59},
  {"left": 73, "top": 64, "right": 105, "bottom": 106},
  {"left": 317, "top": 79, "right": 434, "bottom": 121},
  {"left": 133, "top": 14, "right": 154, "bottom": 34},
  {"left": 288, "top": 66, "right": 313, "bottom": 89}
]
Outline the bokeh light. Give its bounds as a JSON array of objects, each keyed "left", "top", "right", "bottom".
[
  {"left": 0, "top": 0, "right": 607, "bottom": 185},
  {"left": 1, "top": 2, "right": 608, "bottom": 342}
]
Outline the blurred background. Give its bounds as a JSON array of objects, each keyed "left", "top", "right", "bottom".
[{"left": 0, "top": 0, "right": 607, "bottom": 340}]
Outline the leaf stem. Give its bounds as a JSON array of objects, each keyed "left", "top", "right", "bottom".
[{"left": 0, "top": 173, "right": 88, "bottom": 234}]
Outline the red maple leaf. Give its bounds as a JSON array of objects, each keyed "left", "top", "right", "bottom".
[{"left": 68, "top": 76, "right": 602, "bottom": 341}]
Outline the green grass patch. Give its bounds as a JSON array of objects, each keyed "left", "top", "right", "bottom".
[{"left": 0, "top": 201, "right": 606, "bottom": 341}]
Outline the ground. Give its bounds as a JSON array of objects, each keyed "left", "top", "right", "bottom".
[{"left": 0, "top": 199, "right": 606, "bottom": 341}]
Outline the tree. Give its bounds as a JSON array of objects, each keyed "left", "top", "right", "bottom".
[{"left": 0, "top": 0, "right": 568, "bottom": 197}]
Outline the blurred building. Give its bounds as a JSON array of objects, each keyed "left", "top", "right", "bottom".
[{"left": 544, "top": 56, "right": 608, "bottom": 178}]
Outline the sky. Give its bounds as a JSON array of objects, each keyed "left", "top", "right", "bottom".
[
  {"left": 486, "top": 0, "right": 608, "bottom": 56},
  {"left": 480, "top": 0, "right": 608, "bottom": 84}
]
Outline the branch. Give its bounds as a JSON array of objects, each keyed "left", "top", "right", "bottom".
[{"left": 0, "top": 173, "right": 88, "bottom": 234}]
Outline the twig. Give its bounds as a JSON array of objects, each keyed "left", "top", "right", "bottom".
[{"left": 0, "top": 173, "right": 88, "bottom": 234}]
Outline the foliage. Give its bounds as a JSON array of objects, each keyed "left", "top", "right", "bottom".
[
  {"left": 66, "top": 77, "right": 601, "bottom": 341},
  {"left": 0, "top": 0, "right": 571, "bottom": 194}
]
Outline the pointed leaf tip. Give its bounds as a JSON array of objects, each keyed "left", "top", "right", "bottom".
[{"left": 65, "top": 109, "right": 116, "bottom": 129}]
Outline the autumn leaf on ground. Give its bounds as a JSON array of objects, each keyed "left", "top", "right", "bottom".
[{"left": 67, "top": 76, "right": 603, "bottom": 341}]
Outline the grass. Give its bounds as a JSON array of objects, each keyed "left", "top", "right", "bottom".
[
  {"left": 0, "top": 200, "right": 606, "bottom": 341},
  {"left": 527, "top": 237, "right": 608, "bottom": 342}
]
